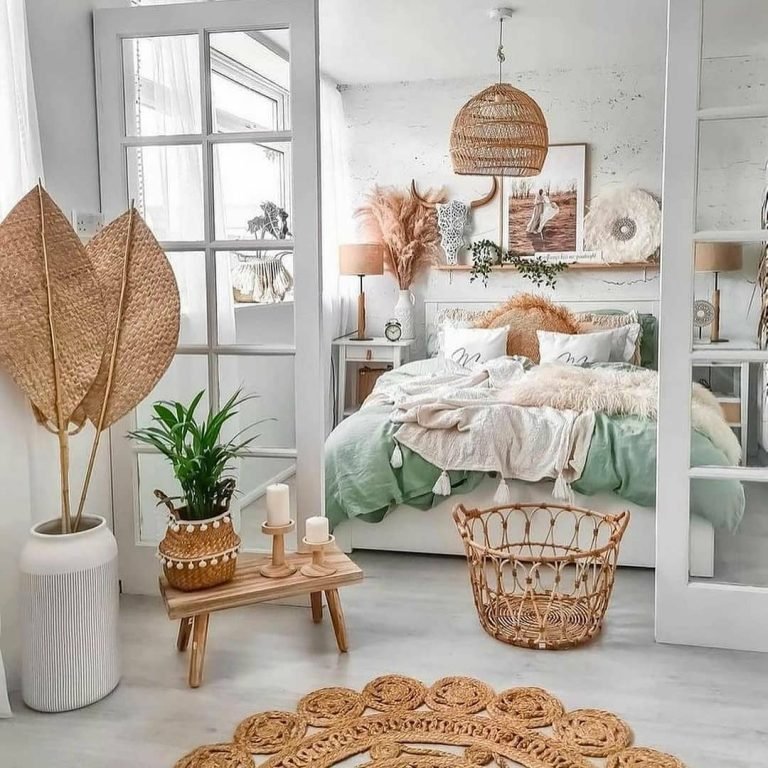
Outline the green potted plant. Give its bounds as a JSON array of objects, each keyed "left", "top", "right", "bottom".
[{"left": 129, "top": 390, "right": 262, "bottom": 592}]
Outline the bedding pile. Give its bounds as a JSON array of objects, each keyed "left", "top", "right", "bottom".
[{"left": 325, "top": 358, "right": 745, "bottom": 532}]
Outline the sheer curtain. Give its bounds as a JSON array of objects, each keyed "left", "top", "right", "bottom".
[
  {"left": 0, "top": 0, "right": 42, "bottom": 715},
  {"left": 321, "top": 78, "right": 355, "bottom": 433}
]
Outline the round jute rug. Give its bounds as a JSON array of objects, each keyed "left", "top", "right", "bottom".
[{"left": 174, "top": 675, "right": 685, "bottom": 768}]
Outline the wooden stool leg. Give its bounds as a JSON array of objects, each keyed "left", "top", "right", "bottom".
[
  {"left": 177, "top": 617, "right": 193, "bottom": 652},
  {"left": 310, "top": 592, "right": 323, "bottom": 624},
  {"left": 324, "top": 589, "right": 348, "bottom": 653},
  {"left": 188, "top": 613, "right": 210, "bottom": 688}
]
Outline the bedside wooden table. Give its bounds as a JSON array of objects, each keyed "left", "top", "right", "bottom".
[
  {"left": 333, "top": 336, "right": 414, "bottom": 423},
  {"left": 160, "top": 548, "right": 363, "bottom": 688}
]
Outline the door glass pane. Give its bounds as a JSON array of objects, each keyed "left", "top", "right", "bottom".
[
  {"left": 166, "top": 251, "right": 207, "bottom": 345},
  {"left": 696, "top": 117, "right": 768, "bottom": 231},
  {"left": 700, "top": 0, "right": 768, "bottom": 110},
  {"left": 690, "top": 479, "right": 768, "bottom": 587},
  {"left": 236, "top": 457, "right": 297, "bottom": 551},
  {"left": 138, "top": 452, "right": 177, "bottom": 544},
  {"left": 219, "top": 355, "right": 295, "bottom": 449},
  {"left": 213, "top": 141, "right": 292, "bottom": 241},
  {"left": 135, "top": 354, "right": 209, "bottom": 429},
  {"left": 127, "top": 145, "right": 204, "bottom": 240},
  {"left": 209, "top": 30, "right": 290, "bottom": 132},
  {"left": 216, "top": 251, "right": 295, "bottom": 345},
  {"left": 123, "top": 35, "right": 201, "bottom": 136}
]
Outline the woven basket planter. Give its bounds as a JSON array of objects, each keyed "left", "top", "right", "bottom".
[
  {"left": 454, "top": 503, "right": 629, "bottom": 649},
  {"left": 156, "top": 489, "right": 241, "bottom": 592}
]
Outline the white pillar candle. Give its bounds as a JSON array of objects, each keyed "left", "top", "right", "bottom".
[
  {"left": 266, "top": 484, "right": 290, "bottom": 526},
  {"left": 305, "top": 516, "right": 330, "bottom": 544}
]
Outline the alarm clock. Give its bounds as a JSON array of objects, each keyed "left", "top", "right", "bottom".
[{"left": 384, "top": 319, "right": 402, "bottom": 342}]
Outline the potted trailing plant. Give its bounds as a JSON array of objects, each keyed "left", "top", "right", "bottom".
[
  {"left": 355, "top": 184, "right": 445, "bottom": 339},
  {"left": 0, "top": 185, "right": 179, "bottom": 711},
  {"left": 468, "top": 238, "right": 570, "bottom": 288},
  {"left": 129, "top": 390, "right": 261, "bottom": 592}
]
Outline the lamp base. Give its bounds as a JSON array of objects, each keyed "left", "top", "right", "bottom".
[{"left": 709, "top": 337, "right": 729, "bottom": 344}]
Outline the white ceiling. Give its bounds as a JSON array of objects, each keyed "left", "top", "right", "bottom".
[{"left": 319, "top": 0, "right": 669, "bottom": 85}]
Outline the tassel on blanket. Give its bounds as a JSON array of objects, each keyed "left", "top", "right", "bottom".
[
  {"left": 432, "top": 469, "right": 451, "bottom": 496},
  {"left": 553, "top": 472, "right": 574, "bottom": 503},
  {"left": 493, "top": 476, "right": 513, "bottom": 505},
  {"left": 390, "top": 443, "right": 403, "bottom": 469}
]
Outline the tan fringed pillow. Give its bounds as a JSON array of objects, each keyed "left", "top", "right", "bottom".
[
  {"left": 473, "top": 294, "right": 580, "bottom": 363},
  {"left": 575, "top": 311, "right": 643, "bottom": 366}
]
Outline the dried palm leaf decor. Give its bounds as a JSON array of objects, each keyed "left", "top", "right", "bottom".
[
  {"left": 450, "top": 8, "right": 548, "bottom": 178},
  {"left": 0, "top": 183, "right": 180, "bottom": 533},
  {"left": 355, "top": 185, "right": 446, "bottom": 289}
]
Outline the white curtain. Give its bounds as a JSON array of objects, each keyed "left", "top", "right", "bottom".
[
  {"left": 321, "top": 79, "right": 355, "bottom": 433},
  {"left": 0, "top": 0, "right": 42, "bottom": 715}
]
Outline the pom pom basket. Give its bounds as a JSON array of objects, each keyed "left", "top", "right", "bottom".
[{"left": 453, "top": 503, "right": 629, "bottom": 649}]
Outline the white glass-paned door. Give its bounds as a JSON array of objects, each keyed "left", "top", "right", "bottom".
[
  {"left": 657, "top": 0, "right": 768, "bottom": 651},
  {"left": 95, "top": 0, "right": 322, "bottom": 595}
]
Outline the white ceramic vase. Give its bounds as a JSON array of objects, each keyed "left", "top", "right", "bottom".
[
  {"left": 20, "top": 515, "right": 120, "bottom": 712},
  {"left": 393, "top": 289, "right": 415, "bottom": 340}
]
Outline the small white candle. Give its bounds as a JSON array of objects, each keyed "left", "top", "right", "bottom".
[
  {"left": 305, "top": 515, "right": 330, "bottom": 544},
  {"left": 266, "top": 484, "right": 290, "bottom": 527}
]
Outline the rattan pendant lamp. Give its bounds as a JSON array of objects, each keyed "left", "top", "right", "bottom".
[{"left": 450, "top": 7, "right": 549, "bottom": 178}]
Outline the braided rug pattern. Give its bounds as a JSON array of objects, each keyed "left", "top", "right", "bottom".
[{"left": 173, "top": 675, "right": 685, "bottom": 768}]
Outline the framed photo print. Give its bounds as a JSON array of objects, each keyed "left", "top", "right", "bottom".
[{"left": 506, "top": 143, "right": 587, "bottom": 256}]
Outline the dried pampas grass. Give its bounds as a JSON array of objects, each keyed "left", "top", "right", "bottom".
[{"left": 356, "top": 184, "right": 446, "bottom": 289}]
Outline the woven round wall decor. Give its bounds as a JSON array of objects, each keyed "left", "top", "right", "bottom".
[
  {"left": 584, "top": 188, "right": 661, "bottom": 263},
  {"left": 174, "top": 675, "right": 686, "bottom": 768}
]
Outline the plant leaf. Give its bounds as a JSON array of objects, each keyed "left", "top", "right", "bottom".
[
  {"left": 0, "top": 186, "right": 107, "bottom": 424},
  {"left": 81, "top": 209, "right": 180, "bottom": 429}
]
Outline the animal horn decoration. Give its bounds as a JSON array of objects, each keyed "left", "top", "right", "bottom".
[
  {"left": 470, "top": 176, "right": 498, "bottom": 209},
  {"left": 410, "top": 178, "right": 498, "bottom": 209}
]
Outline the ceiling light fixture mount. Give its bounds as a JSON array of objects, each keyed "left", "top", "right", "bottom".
[{"left": 449, "top": 6, "right": 549, "bottom": 177}]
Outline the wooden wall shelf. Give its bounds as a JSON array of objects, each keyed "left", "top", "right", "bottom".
[{"left": 435, "top": 262, "right": 660, "bottom": 272}]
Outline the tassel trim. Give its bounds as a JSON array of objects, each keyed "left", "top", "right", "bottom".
[
  {"left": 432, "top": 469, "right": 451, "bottom": 496},
  {"left": 390, "top": 443, "right": 403, "bottom": 469},
  {"left": 553, "top": 472, "right": 574, "bottom": 502},
  {"left": 493, "top": 476, "right": 514, "bottom": 505}
]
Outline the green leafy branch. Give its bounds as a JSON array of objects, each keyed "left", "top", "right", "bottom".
[{"left": 468, "top": 239, "right": 570, "bottom": 289}]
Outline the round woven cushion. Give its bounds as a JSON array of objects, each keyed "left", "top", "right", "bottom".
[{"left": 475, "top": 294, "right": 579, "bottom": 363}]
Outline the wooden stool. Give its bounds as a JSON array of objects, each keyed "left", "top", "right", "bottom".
[{"left": 160, "top": 548, "right": 363, "bottom": 688}]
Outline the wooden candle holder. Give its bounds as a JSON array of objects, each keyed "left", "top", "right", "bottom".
[
  {"left": 259, "top": 520, "right": 297, "bottom": 578},
  {"left": 300, "top": 535, "right": 337, "bottom": 578}
]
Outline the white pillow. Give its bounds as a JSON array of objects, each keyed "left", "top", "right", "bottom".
[
  {"left": 537, "top": 329, "right": 614, "bottom": 366},
  {"left": 442, "top": 326, "right": 508, "bottom": 367},
  {"left": 599, "top": 322, "right": 642, "bottom": 363}
]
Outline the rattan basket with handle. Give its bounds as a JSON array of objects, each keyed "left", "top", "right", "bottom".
[
  {"left": 156, "top": 483, "right": 241, "bottom": 592},
  {"left": 453, "top": 503, "right": 629, "bottom": 649}
]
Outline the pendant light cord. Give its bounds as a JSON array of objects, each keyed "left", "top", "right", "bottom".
[{"left": 497, "top": 17, "right": 505, "bottom": 84}]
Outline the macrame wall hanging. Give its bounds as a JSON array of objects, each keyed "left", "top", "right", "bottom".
[
  {"left": 411, "top": 178, "right": 498, "bottom": 264},
  {"left": 757, "top": 162, "right": 768, "bottom": 348},
  {"left": 234, "top": 201, "right": 293, "bottom": 304}
]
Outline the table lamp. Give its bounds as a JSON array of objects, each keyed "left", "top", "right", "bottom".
[
  {"left": 695, "top": 242, "right": 743, "bottom": 343},
  {"left": 339, "top": 243, "right": 384, "bottom": 341}
]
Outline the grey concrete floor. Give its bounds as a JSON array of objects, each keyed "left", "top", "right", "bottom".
[{"left": 2, "top": 551, "right": 767, "bottom": 767}]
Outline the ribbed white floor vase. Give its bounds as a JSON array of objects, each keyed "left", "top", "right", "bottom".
[{"left": 20, "top": 516, "right": 120, "bottom": 712}]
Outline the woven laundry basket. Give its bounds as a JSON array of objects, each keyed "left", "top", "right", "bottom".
[{"left": 454, "top": 503, "right": 629, "bottom": 649}]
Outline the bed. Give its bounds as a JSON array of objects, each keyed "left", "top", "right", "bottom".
[{"left": 327, "top": 299, "right": 745, "bottom": 578}]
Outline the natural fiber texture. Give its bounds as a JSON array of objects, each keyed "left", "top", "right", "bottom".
[
  {"left": 454, "top": 504, "right": 629, "bottom": 649},
  {"left": 81, "top": 209, "right": 180, "bottom": 428},
  {"left": 0, "top": 185, "right": 106, "bottom": 424},
  {"left": 606, "top": 748, "right": 685, "bottom": 768},
  {"left": 175, "top": 675, "right": 686, "bottom": 768},
  {"left": 474, "top": 294, "right": 580, "bottom": 362},
  {"left": 355, "top": 185, "right": 445, "bottom": 289},
  {"left": 554, "top": 709, "right": 633, "bottom": 757},
  {"left": 450, "top": 83, "right": 549, "bottom": 176}
]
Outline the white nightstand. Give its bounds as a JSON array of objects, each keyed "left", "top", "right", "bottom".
[{"left": 332, "top": 337, "right": 415, "bottom": 423}]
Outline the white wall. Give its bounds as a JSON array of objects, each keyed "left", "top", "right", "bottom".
[{"left": 340, "top": 62, "right": 666, "bottom": 353}]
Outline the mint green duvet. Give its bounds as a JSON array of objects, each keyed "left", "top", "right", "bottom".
[{"left": 325, "top": 362, "right": 744, "bottom": 532}]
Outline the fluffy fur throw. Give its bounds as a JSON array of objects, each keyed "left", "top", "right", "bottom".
[
  {"left": 499, "top": 364, "right": 741, "bottom": 465},
  {"left": 474, "top": 294, "right": 580, "bottom": 362}
]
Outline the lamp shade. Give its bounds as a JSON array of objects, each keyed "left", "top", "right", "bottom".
[
  {"left": 339, "top": 243, "right": 384, "bottom": 276},
  {"left": 694, "top": 242, "right": 743, "bottom": 273},
  {"left": 449, "top": 83, "right": 549, "bottom": 177}
]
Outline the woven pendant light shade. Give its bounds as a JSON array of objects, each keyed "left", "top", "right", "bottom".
[{"left": 450, "top": 82, "right": 549, "bottom": 177}]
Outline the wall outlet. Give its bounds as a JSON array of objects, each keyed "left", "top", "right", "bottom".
[{"left": 71, "top": 210, "right": 104, "bottom": 242}]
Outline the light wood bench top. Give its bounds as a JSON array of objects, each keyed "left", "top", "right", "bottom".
[{"left": 160, "top": 548, "right": 363, "bottom": 620}]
